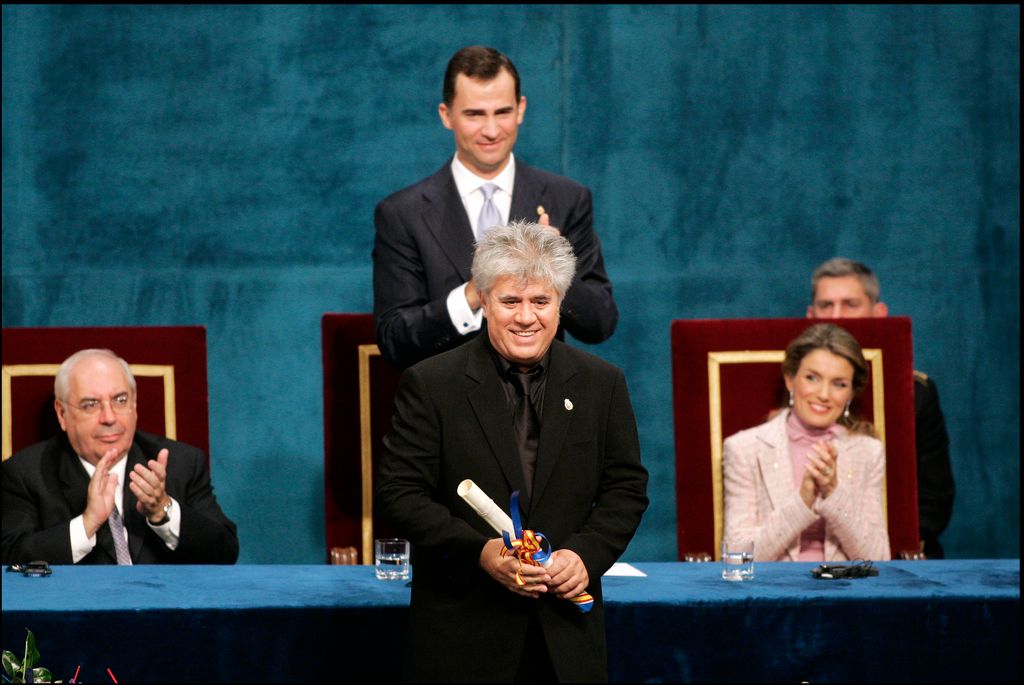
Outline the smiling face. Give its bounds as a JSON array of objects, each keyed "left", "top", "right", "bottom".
[
  {"left": 54, "top": 354, "right": 137, "bottom": 465},
  {"left": 481, "top": 274, "right": 559, "bottom": 370},
  {"left": 784, "top": 348, "right": 855, "bottom": 429},
  {"left": 438, "top": 70, "right": 526, "bottom": 179}
]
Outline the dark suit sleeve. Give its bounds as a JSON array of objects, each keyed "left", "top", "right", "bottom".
[
  {"left": 915, "top": 377, "right": 954, "bottom": 557},
  {"left": 158, "top": 438, "right": 239, "bottom": 564},
  {"left": 557, "top": 185, "right": 618, "bottom": 344},
  {"left": 1, "top": 450, "right": 75, "bottom": 565},
  {"left": 375, "top": 367, "right": 488, "bottom": 565},
  {"left": 373, "top": 199, "right": 463, "bottom": 369},
  {"left": 560, "top": 368, "right": 648, "bottom": 579}
]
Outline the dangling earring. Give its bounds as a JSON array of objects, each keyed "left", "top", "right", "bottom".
[
  {"left": 843, "top": 402, "right": 850, "bottom": 419},
  {"left": 788, "top": 390, "right": 794, "bottom": 407}
]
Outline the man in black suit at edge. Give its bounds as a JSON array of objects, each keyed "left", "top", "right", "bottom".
[
  {"left": 2, "top": 348, "right": 238, "bottom": 565},
  {"left": 373, "top": 45, "right": 618, "bottom": 369},
  {"left": 377, "top": 221, "right": 648, "bottom": 681}
]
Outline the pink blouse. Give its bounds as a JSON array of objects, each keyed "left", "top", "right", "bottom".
[{"left": 786, "top": 411, "right": 845, "bottom": 561}]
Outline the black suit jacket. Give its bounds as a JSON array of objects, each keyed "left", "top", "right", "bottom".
[
  {"left": 914, "top": 372, "right": 954, "bottom": 558},
  {"left": 373, "top": 160, "right": 618, "bottom": 368},
  {"left": 376, "top": 334, "right": 648, "bottom": 682},
  {"left": 2, "top": 431, "right": 238, "bottom": 565}
]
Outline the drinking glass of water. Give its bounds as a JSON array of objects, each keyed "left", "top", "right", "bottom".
[
  {"left": 374, "top": 538, "right": 410, "bottom": 580},
  {"left": 720, "top": 539, "right": 754, "bottom": 581}
]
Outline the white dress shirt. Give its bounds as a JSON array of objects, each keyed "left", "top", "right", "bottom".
[
  {"left": 445, "top": 153, "right": 517, "bottom": 335},
  {"left": 70, "top": 452, "right": 180, "bottom": 563}
]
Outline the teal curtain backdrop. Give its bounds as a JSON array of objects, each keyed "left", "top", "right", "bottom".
[{"left": 3, "top": 5, "right": 1018, "bottom": 562}]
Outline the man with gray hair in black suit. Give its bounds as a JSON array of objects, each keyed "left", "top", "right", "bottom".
[
  {"left": 2, "top": 348, "right": 238, "bottom": 565},
  {"left": 378, "top": 221, "right": 647, "bottom": 681}
]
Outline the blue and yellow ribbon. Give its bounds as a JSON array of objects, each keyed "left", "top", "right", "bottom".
[{"left": 500, "top": 491, "right": 594, "bottom": 614}]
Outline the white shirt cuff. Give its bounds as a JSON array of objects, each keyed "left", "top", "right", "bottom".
[
  {"left": 70, "top": 515, "right": 96, "bottom": 564},
  {"left": 147, "top": 496, "right": 181, "bottom": 550},
  {"left": 447, "top": 283, "right": 483, "bottom": 335}
]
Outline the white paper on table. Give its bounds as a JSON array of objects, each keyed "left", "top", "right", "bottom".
[{"left": 603, "top": 562, "right": 647, "bottom": 577}]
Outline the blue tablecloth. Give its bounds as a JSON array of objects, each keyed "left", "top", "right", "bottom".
[{"left": 3, "top": 560, "right": 1018, "bottom": 682}]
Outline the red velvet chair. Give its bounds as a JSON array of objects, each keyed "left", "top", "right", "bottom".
[
  {"left": 322, "top": 314, "right": 403, "bottom": 565},
  {"left": 2, "top": 326, "right": 209, "bottom": 462},
  {"left": 671, "top": 317, "right": 921, "bottom": 561}
]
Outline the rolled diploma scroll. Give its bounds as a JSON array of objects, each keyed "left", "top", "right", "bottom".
[
  {"left": 457, "top": 479, "right": 515, "bottom": 537},
  {"left": 459, "top": 480, "right": 593, "bottom": 613}
]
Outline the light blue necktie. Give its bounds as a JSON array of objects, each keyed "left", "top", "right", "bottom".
[{"left": 476, "top": 183, "right": 501, "bottom": 239}]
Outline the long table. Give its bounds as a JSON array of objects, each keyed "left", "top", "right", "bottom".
[{"left": 2, "top": 560, "right": 1018, "bottom": 682}]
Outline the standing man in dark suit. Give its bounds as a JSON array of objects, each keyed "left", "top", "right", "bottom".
[
  {"left": 373, "top": 45, "right": 618, "bottom": 369},
  {"left": 377, "top": 221, "right": 648, "bottom": 682},
  {"left": 807, "top": 257, "right": 955, "bottom": 558},
  {"left": 2, "top": 349, "right": 238, "bottom": 565}
]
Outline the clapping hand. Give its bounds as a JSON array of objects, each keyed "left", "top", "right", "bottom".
[
  {"left": 800, "top": 440, "right": 839, "bottom": 506},
  {"left": 129, "top": 448, "right": 171, "bottom": 523},
  {"left": 82, "top": 448, "right": 121, "bottom": 538}
]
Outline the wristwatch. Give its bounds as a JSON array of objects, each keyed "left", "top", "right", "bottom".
[{"left": 151, "top": 499, "right": 172, "bottom": 526}]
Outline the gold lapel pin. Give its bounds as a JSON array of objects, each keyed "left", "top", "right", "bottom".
[
  {"left": 537, "top": 205, "right": 546, "bottom": 217},
  {"left": 564, "top": 398, "right": 573, "bottom": 411}
]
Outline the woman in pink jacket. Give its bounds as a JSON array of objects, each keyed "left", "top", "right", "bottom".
[{"left": 723, "top": 323, "right": 891, "bottom": 561}]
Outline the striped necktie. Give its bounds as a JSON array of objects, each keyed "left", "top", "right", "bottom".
[{"left": 108, "top": 506, "right": 133, "bottom": 565}]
